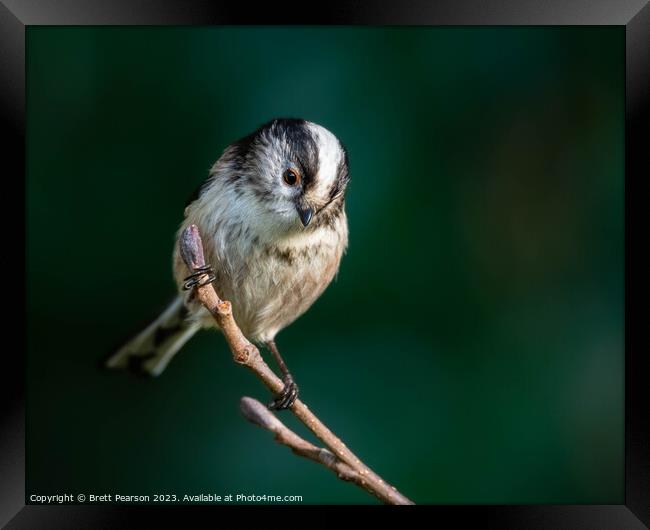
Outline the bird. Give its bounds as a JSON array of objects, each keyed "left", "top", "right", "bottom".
[{"left": 106, "top": 118, "right": 350, "bottom": 410}]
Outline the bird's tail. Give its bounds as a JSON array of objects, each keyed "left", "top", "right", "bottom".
[{"left": 105, "top": 295, "right": 200, "bottom": 376}]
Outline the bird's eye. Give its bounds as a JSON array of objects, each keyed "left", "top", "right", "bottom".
[{"left": 283, "top": 168, "right": 300, "bottom": 186}]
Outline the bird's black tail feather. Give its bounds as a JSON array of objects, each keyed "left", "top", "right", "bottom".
[{"left": 105, "top": 296, "right": 199, "bottom": 376}]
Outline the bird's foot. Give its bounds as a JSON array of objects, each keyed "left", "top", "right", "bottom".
[{"left": 268, "top": 374, "right": 299, "bottom": 411}]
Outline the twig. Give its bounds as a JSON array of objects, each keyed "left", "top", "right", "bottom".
[
  {"left": 180, "top": 224, "right": 414, "bottom": 505},
  {"left": 241, "top": 397, "right": 371, "bottom": 487}
]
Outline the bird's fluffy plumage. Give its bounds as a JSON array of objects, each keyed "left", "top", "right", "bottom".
[{"left": 174, "top": 118, "right": 350, "bottom": 343}]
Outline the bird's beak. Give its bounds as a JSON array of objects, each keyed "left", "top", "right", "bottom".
[{"left": 297, "top": 204, "right": 313, "bottom": 227}]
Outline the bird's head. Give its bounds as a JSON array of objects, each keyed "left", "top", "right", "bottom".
[{"left": 222, "top": 118, "right": 350, "bottom": 232}]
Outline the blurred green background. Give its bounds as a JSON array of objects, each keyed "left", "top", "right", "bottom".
[{"left": 26, "top": 27, "right": 624, "bottom": 504}]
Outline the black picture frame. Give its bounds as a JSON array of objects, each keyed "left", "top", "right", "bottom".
[{"left": 2, "top": 0, "right": 647, "bottom": 526}]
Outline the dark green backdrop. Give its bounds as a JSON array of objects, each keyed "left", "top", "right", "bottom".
[{"left": 26, "top": 27, "right": 624, "bottom": 504}]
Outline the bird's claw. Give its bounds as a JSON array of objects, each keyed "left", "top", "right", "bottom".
[{"left": 268, "top": 375, "right": 299, "bottom": 411}]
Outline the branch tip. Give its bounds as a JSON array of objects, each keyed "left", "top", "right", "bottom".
[
  {"left": 240, "top": 396, "right": 282, "bottom": 431},
  {"left": 179, "top": 224, "right": 206, "bottom": 269}
]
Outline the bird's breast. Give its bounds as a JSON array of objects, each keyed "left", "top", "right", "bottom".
[{"left": 197, "top": 218, "right": 348, "bottom": 343}]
